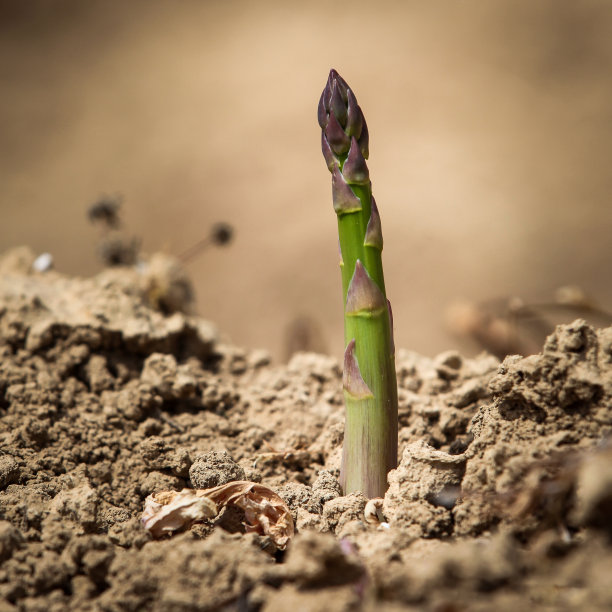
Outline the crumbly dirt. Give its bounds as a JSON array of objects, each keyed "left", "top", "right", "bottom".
[{"left": 1, "top": 248, "right": 612, "bottom": 611}]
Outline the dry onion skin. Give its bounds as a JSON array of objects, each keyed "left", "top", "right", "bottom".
[
  {"left": 142, "top": 481, "right": 294, "bottom": 549},
  {"left": 141, "top": 489, "right": 218, "bottom": 538}
]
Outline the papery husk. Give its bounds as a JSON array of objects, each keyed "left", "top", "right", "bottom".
[
  {"left": 141, "top": 488, "right": 218, "bottom": 538},
  {"left": 142, "top": 481, "right": 294, "bottom": 549}
]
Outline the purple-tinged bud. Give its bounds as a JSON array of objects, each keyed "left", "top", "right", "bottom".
[
  {"left": 317, "top": 90, "right": 328, "bottom": 129},
  {"left": 358, "top": 117, "right": 369, "bottom": 159},
  {"left": 343, "top": 339, "right": 374, "bottom": 399},
  {"left": 332, "top": 166, "right": 362, "bottom": 214},
  {"left": 329, "top": 69, "right": 349, "bottom": 102},
  {"left": 346, "top": 260, "right": 386, "bottom": 315},
  {"left": 364, "top": 197, "right": 383, "bottom": 250},
  {"left": 321, "top": 133, "right": 338, "bottom": 171},
  {"left": 342, "top": 137, "right": 370, "bottom": 185},
  {"left": 320, "top": 70, "right": 349, "bottom": 122},
  {"left": 329, "top": 82, "right": 348, "bottom": 127},
  {"left": 345, "top": 89, "right": 363, "bottom": 139},
  {"left": 325, "top": 112, "right": 351, "bottom": 156},
  {"left": 325, "top": 70, "right": 335, "bottom": 99},
  {"left": 319, "top": 70, "right": 369, "bottom": 170}
]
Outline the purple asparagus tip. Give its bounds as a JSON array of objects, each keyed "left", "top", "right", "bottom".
[{"left": 319, "top": 69, "right": 368, "bottom": 173}]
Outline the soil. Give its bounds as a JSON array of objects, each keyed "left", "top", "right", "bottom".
[{"left": 1, "top": 247, "right": 612, "bottom": 611}]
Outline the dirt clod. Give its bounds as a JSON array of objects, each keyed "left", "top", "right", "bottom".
[
  {"left": 189, "top": 450, "right": 245, "bottom": 489},
  {"left": 1, "top": 251, "right": 612, "bottom": 610}
]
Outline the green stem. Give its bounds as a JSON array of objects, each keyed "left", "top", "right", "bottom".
[{"left": 319, "top": 70, "right": 398, "bottom": 498}]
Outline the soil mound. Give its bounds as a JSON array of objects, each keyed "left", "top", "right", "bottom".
[{"left": 0, "top": 249, "right": 611, "bottom": 611}]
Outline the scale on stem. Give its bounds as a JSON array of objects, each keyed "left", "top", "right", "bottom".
[{"left": 318, "top": 69, "right": 398, "bottom": 498}]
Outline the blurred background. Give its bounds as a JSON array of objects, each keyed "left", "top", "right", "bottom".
[{"left": 1, "top": 0, "right": 611, "bottom": 361}]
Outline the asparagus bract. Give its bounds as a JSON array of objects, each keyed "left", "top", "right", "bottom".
[{"left": 319, "top": 69, "right": 398, "bottom": 498}]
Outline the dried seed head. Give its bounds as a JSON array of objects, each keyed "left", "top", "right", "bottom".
[
  {"left": 98, "top": 235, "right": 140, "bottom": 266},
  {"left": 88, "top": 195, "right": 122, "bottom": 229},
  {"left": 210, "top": 222, "right": 234, "bottom": 246}
]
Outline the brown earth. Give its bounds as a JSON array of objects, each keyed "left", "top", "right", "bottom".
[{"left": 1, "top": 248, "right": 612, "bottom": 611}]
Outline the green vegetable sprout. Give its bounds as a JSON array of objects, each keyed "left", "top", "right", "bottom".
[{"left": 318, "top": 69, "right": 398, "bottom": 498}]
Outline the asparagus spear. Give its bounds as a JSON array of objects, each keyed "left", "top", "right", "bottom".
[{"left": 318, "top": 69, "right": 398, "bottom": 498}]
